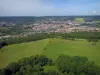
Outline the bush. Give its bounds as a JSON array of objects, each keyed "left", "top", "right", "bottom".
[{"left": 1, "top": 54, "right": 100, "bottom": 75}]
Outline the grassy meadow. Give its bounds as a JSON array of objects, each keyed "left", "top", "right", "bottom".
[
  {"left": 75, "top": 18, "right": 84, "bottom": 23},
  {"left": 0, "top": 38, "right": 100, "bottom": 68}
]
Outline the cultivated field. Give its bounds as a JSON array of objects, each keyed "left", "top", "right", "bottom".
[{"left": 0, "top": 38, "right": 100, "bottom": 68}]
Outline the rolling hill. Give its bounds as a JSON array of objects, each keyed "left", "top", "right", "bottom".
[{"left": 0, "top": 38, "right": 100, "bottom": 68}]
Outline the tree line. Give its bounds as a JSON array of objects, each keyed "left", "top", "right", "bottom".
[
  {"left": 0, "top": 32, "right": 100, "bottom": 49},
  {"left": 0, "top": 54, "right": 100, "bottom": 75}
]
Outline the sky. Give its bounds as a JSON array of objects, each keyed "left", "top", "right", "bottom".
[{"left": 0, "top": 0, "right": 100, "bottom": 16}]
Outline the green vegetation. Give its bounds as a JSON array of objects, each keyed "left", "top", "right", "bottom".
[
  {"left": 0, "top": 39, "right": 50, "bottom": 68},
  {"left": 97, "top": 21, "right": 100, "bottom": 28},
  {"left": 0, "top": 55, "right": 100, "bottom": 75},
  {"left": 1, "top": 32, "right": 100, "bottom": 46},
  {"left": 74, "top": 18, "right": 84, "bottom": 23},
  {"left": 0, "top": 38, "right": 100, "bottom": 69}
]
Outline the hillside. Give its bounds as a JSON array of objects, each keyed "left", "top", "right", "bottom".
[{"left": 0, "top": 38, "right": 100, "bottom": 68}]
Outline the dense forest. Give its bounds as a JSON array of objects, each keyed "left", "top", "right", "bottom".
[{"left": 0, "top": 54, "right": 100, "bottom": 75}]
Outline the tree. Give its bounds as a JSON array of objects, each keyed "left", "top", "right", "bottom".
[
  {"left": 1, "top": 54, "right": 100, "bottom": 75},
  {"left": 56, "top": 54, "right": 72, "bottom": 73},
  {"left": 6, "top": 62, "right": 20, "bottom": 73}
]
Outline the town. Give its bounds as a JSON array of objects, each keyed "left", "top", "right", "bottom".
[
  {"left": 32, "top": 20, "right": 100, "bottom": 33},
  {"left": 0, "top": 17, "right": 100, "bottom": 40}
]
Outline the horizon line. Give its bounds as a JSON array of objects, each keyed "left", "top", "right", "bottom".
[{"left": 0, "top": 15, "right": 100, "bottom": 17}]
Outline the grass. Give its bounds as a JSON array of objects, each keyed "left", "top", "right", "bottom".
[
  {"left": 74, "top": 18, "right": 84, "bottom": 23},
  {"left": 0, "top": 39, "right": 50, "bottom": 68},
  {"left": 43, "top": 66, "right": 57, "bottom": 72},
  {"left": 0, "top": 38, "right": 100, "bottom": 68}
]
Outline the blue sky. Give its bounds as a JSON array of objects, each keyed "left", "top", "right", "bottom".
[{"left": 0, "top": 0, "right": 100, "bottom": 16}]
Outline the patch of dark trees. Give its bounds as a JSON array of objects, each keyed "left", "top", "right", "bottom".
[
  {"left": 0, "top": 54, "right": 100, "bottom": 75},
  {"left": 0, "top": 42, "right": 8, "bottom": 49},
  {"left": 0, "top": 32, "right": 100, "bottom": 49}
]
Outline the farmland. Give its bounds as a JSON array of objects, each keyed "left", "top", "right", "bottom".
[{"left": 0, "top": 38, "right": 100, "bottom": 68}]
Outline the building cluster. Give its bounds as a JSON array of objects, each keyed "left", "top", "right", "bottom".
[
  {"left": 32, "top": 21, "right": 100, "bottom": 33},
  {"left": 0, "top": 20, "right": 100, "bottom": 40}
]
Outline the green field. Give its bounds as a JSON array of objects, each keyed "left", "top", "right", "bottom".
[
  {"left": 74, "top": 18, "right": 84, "bottom": 23},
  {"left": 0, "top": 38, "right": 100, "bottom": 68}
]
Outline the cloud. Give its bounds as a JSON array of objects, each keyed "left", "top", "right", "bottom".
[
  {"left": 0, "top": 0, "right": 100, "bottom": 16},
  {"left": 93, "top": 11, "right": 96, "bottom": 14},
  {"left": 0, "top": 0, "right": 54, "bottom": 16}
]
